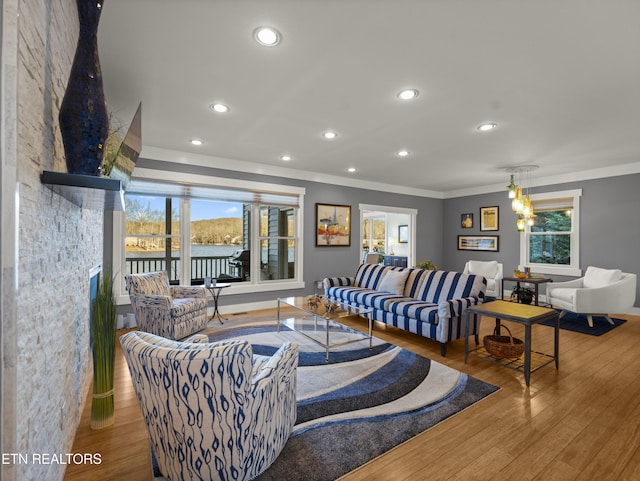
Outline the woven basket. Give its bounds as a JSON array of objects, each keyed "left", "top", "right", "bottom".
[{"left": 483, "top": 325, "right": 524, "bottom": 359}]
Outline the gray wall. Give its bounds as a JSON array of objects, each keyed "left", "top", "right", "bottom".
[
  {"left": 443, "top": 174, "right": 640, "bottom": 306},
  {"left": 109, "top": 158, "right": 442, "bottom": 309},
  {"left": 109, "top": 160, "right": 639, "bottom": 310}
]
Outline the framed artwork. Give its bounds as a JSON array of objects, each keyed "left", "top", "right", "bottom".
[
  {"left": 457, "top": 235, "right": 499, "bottom": 252},
  {"left": 398, "top": 225, "right": 408, "bottom": 243},
  {"left": 480, "top": 206, "right": 499, "bottom": 231},
  {"left": 461, "top": 213, "right": 473, "bottom": 228},
  {"left": 316, "top": 203, "right": 351, "bottom": 246}
]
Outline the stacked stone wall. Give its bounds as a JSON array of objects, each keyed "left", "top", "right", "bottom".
[{"left": 13, "top": 1, "right": 104, "bottom": 480}]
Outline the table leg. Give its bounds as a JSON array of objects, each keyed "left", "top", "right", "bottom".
[
  {"left": 209, "top": 288, "right": 226, "bottom": 324},
  {"left": 524, "top": 324, "right": 532, "bottom": 387},
  {"left": 464, "top": 310, "right": 470, "bottom": 363},
  {"left": 277, "top": 300, "right": 281, "bottom": 332},
  {"left": 534, "top": 283, "right": 539, "bottom": 306},
  {"left": 325, "top": 314, "right": 330, "bottom": 362},
  {"left": 554, "top": 313, "right": 560, "bottom": 369}
]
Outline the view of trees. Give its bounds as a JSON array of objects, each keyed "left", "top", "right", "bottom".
[
  {"left": 529, "top": 209, "right": 572, "bottom": 265},
  {"left": 125, "top": 197, "right": 242, "bottom": 245}
]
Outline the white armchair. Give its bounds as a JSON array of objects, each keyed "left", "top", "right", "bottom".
[
  {"left": 121, "top": 330, "right": 299, "bottom": 481},
  {"left": 463, "top": 260, "right": 503, "bottom": 299},
  {"left": 546, "top": 266, "right": 637, "bottom": 327}
]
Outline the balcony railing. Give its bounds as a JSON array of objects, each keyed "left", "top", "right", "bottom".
[{"left": 126, "top": 256, "right": 233, "bottom": 284}]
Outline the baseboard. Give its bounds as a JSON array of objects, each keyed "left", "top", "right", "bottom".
[{"left": 210, "top": 299, "right": 279, "bottom": 316}]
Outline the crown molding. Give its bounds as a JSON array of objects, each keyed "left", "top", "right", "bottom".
[
  {"left": 140, "top": 146, "right": 445, "bottom": 199},
  {"left": 140, "top": 145, "right": 640, "bottom": 201}
]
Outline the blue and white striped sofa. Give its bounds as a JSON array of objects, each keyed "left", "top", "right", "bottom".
[{"left": 324, "top": 264, "right": 487, "bottom": 356}]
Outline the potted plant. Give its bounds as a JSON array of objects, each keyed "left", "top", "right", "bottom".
[
  {"left": 511, "top": 285, "right": 534, "bottom": 305},
  {"left": 415, "top": 260, "right": 438, "bottom": 270},
  {"left": 90, "top": 271, "right": 117, "bottom": 429}
]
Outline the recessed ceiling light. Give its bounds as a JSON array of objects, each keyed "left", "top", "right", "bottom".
[
  {"left": 477, "top": 123, "right": 497, "bottom": 132},
  {"left": 190, "top": 139, "right": 203, "bottom": 146},
  {"left": 397, "top": 89, "right": 419, "bottom": 100},
  {"left": 397, "top": 150, "right": 410, "bottom": 157},
  {"left": 280, "top": 155, "right": 292, "bottom": 161},
  {"left": 323, "top": 131, "right": 338, "bottom": 140},
  {"left": 254, "top": 26, "right": 281, "bottom": 46},
  {"left": 210, "top": 103, "right": 230, "bottom": 113},
  {"left": 347, "top": 167, "right": 356, "bottom": 173}
]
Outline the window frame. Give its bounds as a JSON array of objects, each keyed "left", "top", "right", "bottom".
[
  {"left": 112, "top": 168, "right": 305, "bottom": 305},
  {"left": 519, "top": 189, "right": 582, "bottom": 277}
]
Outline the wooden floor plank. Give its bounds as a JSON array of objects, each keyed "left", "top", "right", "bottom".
[{"left": 63, "top": 309, "right": 640, "bottom": 481}]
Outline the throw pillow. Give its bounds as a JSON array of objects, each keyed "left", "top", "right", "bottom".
[
  {"left": 377, "top": 269, "right": 410, "bottom": 295},
  {"left": 583, "top": 266, "right": 622, "bottom": 289}
]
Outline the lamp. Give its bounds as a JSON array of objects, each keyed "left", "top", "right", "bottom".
[
  {"left": 506, "top": 174, "right": 517, "bottom": 199},
  {"left": 506, "top": 165, "right": 538, "bottom": 230}
]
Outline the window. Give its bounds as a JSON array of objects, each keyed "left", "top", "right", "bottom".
[
  {"left": 259, "top": 206, "right": 296, "bottom": 281},
  {"left": 125, "top": 195, "right": 181, "bottom": 282},
  {"left": 520, "top": 189, "right": 582, "bottom": 276},
  {"left": 112, "top": 168, "right": 305, "bottom": 304}
]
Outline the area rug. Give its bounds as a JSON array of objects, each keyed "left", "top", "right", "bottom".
[
  {"left": 540, "top": 312, "right": 626, "bottom": 336},
  {"left": 205, "top": 320, "right": 499, "bottom": 481}
]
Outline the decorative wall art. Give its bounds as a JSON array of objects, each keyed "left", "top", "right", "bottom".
[
  {"left": 316, "top": 203, "right": 351, "bottom": 246},
  {"left": 461, "top": 213, "right": 473, "bottom": 228},
  {"left": 398, "top": 225, "right": 408, "bottom": 243},
  {"left": 480, "top": 206, "right": 499, "bottom": 231},
  {"left": 458, "top": 235, "right": 499, "bottom": 252}
]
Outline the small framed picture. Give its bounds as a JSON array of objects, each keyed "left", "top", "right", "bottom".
[
  {"left": 461, "top": 213, "right": 473, "bottom": 228},
  {"left": 398, "top": 225, "right": 408, "bottom": 243},
  {"left": 480, "top": 206, "right": 499, "bottom": 231},
  {"left": 458, "top": 235, "right": 499, "bottom": 252}
]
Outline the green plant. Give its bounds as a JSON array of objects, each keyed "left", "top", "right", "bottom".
[
  {"left": 511, "top": 285, "right": 534, "bottom": 304},
  {"left": 90, "top": 271, "right": 117, "bottom": 429},
  {"left": 415, "top": 260, "right": 438, "bottom": 270}
]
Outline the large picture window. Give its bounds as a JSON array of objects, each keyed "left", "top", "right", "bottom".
[
  {"left": 112, "top": 169, "right": 305, "bottom": 303},
  {"left": 520, "top": 189, "right": 582, "bottom": 276}
]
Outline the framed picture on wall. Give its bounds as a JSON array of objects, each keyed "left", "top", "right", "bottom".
[
  {"left": 480, "top": 206, "right": 499, "bottom": 231},
  {"left": 457, "top": 235, "right": 499, "bottom": 252},
  {"left": 461, "top": 213, "right": 473, "bottom": 228},
  {"left": 398, "top": 225, "right": 408, "bottom": 243},
  {"left": 316, "top": 203, "right": 351, "bottom": 246}
]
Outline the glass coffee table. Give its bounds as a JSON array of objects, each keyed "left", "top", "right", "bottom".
[{"left": 277, "top": 296, "right": 373, "bottom": 362}]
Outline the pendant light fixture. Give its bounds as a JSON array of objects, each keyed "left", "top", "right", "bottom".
[{"left": 506, "top": 165, "right": 538, "bottom": 230}]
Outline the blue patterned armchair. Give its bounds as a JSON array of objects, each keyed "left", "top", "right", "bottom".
[
  {"left": 120, "top": 330, "right": 299, "bottom": 481},
  {"left": 125, "top": 271, "right": 208, "bottom": 340}
]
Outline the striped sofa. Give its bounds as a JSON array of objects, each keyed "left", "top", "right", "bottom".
[{"left": 324, "top": 264, "right": 487, "bottom": 356}]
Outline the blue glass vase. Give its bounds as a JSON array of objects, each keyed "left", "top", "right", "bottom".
[{"left": 59, "top": 0, "right": 108, "bottom": 176}]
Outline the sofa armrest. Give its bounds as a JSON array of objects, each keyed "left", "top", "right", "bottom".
[
  {"left": 547, "top": 278, "right": 584, "bottom": 292},
  {"left": 252, "top": 342, "right": 299, "bottom": 393},
  {"left": 171, "top": 285, "right": 207, "bottom": 299},
  {"left": 323, "top": 276, "right": 355, "bottom": 291},
  {"left": 182, "top": 333, "right": 209, "bottom": 343},
  {"left": 133, "top": 294, "right": 172, "bottom": 310},
  {"left": 438, "top": 296, "right": 482, "bottom": 320}
]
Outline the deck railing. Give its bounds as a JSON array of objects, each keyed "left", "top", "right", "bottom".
[{"left": 126, "top": 256, "right": 232, "bottom": 283}]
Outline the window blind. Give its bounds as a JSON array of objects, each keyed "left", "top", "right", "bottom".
[{"left": 126, "top": 179, "right": 301, "bottom": 207}]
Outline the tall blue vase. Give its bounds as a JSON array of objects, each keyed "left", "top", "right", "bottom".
[{"left": 59, "top": 0, "right": 108, "bottom": 176}]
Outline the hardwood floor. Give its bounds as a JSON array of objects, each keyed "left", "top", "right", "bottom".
[{"left": 63, "top": 309, "right": 640, "bottom": 481}]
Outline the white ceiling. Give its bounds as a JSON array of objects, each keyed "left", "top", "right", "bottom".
[{"left": 98, "top": 0, "right": 640, "bottom": 197}]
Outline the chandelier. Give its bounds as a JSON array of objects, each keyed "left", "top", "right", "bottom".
[{"left": 506, "top": 165, "right": 538, "bottom": 231}]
